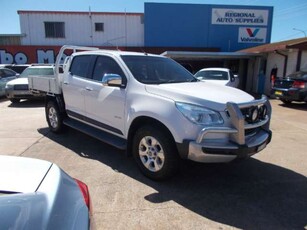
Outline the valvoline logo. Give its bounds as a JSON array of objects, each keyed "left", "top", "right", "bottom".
[
  {"left": 246, "top": 28, "right": 260, "bottom": 37},
  {"left": 238, "top": 27, "right": 266, "bottom": 43}
]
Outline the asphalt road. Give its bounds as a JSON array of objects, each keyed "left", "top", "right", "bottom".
[{"left": 0, "top": 98, "right": 306, "bottom": 230}]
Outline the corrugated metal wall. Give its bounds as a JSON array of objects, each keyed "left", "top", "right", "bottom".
[
  {"left": 19, "top": 12, "right": 144, "bottom": 47},
  {"left": 0, "top": 36, "right": 21, "bottom": 45}
]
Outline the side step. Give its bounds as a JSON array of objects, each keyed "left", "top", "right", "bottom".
[{"left": 63, "top": 118, "right": 127, "bottom": 150}]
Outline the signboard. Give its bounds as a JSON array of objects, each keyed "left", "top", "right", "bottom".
[
  {"left": 0, "top": 46, "right": 64, "bottom": 64},
  {"left": 212, "top": 8, "right": 269, "bottom": 26},
  {"left": 238, "top": 27, "right": 267, "bottom": 43}
]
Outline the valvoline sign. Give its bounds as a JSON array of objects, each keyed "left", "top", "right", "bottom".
[{"left": 238, "top": 27, "right": 267, "bottom": 43}]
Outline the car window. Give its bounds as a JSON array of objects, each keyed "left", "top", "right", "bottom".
[
  {"left": 8, "top": 66, "right": 30, "bottom": 74},
  {"left": 19, "top": 67, "right": 54, "bottom": 78},
  {"left": 70, "top": 55, "right": 92, "bottom": 79},
  {"left": 37, "top": 68, "right": 54, "bottom": 75},
  {"left": 0, "top": 69, "right": 5, "bottom": 77},
  {"left": 92, "top": 56, "right": 125, "bottom": 81},
  {"left": 0, "top": 69, "right": 16, "bottom": 78},
  {"left": 288, "top": 72, "right": 307, "bottom": 79},
  {"left": 195, "top": 70, "right": 228, "bottom": 80},
  {"left": 3, "top": 69, "right": 16, "bottom": 76},
  {"left": 19, "top": 68, "right": 29, "bottom": 78},
  {"left": 121, "top": 55, "right": 196, "bottom": 84}
]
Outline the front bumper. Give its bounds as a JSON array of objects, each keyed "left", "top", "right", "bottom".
[
  {"left": 180, "top": 96, "right": 272, "bottom": 163},
  {"left": 188, "top": 128, "right": 272, "bottom": 163}
]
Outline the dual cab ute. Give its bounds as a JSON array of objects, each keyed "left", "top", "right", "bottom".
[{"left": 29, "top": 45, "right": 272, "bottom": 180}]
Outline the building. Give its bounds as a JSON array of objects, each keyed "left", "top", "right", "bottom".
[
  {"left": 18, "top": 10, "right": 144, "bottom": 47},
  {"left": 15, "top": 3, "right": 273, "bottom": 51},
  {"left": 0, "top": 3, "right": 275, "bottom": 94},
  {"left": 145, "top": 3, "right": 273, "bottom": 52},
  {"left": 240, "top": 37, "right": 307, "bottom": 95}
]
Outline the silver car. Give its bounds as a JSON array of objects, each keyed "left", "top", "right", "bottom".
[
  {"left": 5, "top": 65, "right": 54, "bottom": 103},
  {"left": 0, "top": 68, "right": 19, "bottom": 97},
  {"left": 0, "top": 155, "right": 91, "bottom": 229}
]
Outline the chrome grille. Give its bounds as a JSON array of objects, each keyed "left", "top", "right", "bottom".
[{"left": 13, "top": 84, "right": 29, "bottom": 90}]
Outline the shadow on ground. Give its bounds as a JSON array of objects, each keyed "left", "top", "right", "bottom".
[
  {"left": 38, "top": 127, "right": 307, "bottom": 230},
  {"left": 7, "top": 99, "right": 44, "bottom": 108},
  {"left": 277, "top": 100, "right": 307, "bottom": 111}
]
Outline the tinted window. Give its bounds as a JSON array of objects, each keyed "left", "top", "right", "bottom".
[
  {"left": 92, "top": 56, "right": 125, "bottom": 81},
  {"left": 0, "top": 69, "right": 16, "bottom": 78},
  {"left": 288, "top": 72, "right": 307, "bottom": 79},
  {"left": 7, "top": 65, "right": 30, "bottom": 74},
  {"left": 70, "top": 55, "right": 92, "bottom": 79},
  {"left": 3, "top": 69, "right": 16, "bottom": 76},
  {"left": 0, "top": 69, "right": 5, "bottom": 77},
  {"left": 121, "top": 55, "right": 196, "bottom": 84}
]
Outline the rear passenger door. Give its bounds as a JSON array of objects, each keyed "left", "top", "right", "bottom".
[
  {"left": 83, "top": 55, "right": 127, "bottom": 137},
  {"left": 63, "top": 55, "right": 94, "bottom": 118}
]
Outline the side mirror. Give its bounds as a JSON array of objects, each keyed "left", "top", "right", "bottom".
[
  {"left": 102, "top": 74, "right": 124, "bottom": 88},
  {"left": 230, "top": 74, "right": 238, "bottom": 82},
  {"left": 16, "top": 73, "right": 20, "bottom": 78}
]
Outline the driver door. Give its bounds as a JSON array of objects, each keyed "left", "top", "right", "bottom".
[{"left": 83, "top": 55, "right": 127, "bottom": 136}]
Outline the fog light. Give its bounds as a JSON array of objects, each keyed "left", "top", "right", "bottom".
[
  {"left": 247, "top": 106, "right": 259, "bottom": 123},
  {"left": 251, "top": 107, "right": 259, "bottom": 122},
  {"left": 259, "top": 105, "right": 267, "bottom": 120}
]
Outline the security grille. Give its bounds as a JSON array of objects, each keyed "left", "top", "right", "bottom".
[{"left": 44, "top": 22, "right": 65, "bottom": 38}]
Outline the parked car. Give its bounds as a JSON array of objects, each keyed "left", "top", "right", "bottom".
[
  {"left": 194, "top": 67, "right": 239, "bottom": 88},
  {"left": 0, "top": 64, "right": 31, "bottom": 74},
  {"left": 5, "top": 65, "right": 54, "bottom": 103},
  {"left": 0, "top": 155, "right": 91, "bottom": 229},
  {"left": 272, "top": 71, "right": 307, "bottom": 104},
  {"left": 0, "top": 68, "right": 19, "bottom": 97}
]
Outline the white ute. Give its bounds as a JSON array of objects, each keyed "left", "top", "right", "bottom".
[{"left": 29, "top": 45, "right": 272, "bottom": 180}]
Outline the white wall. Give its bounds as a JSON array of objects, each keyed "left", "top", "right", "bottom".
[
  {"left": 19, "top": 12, "right": 144, "bottom": 47},
  {"left": 286, "top": 50, "right": 298, "bottom": 75},
  {"left": 301, "top": 50, "right": 307, "bottom": 71},
  {"left": 263, "top": 49, "right": 307, "bottom": 95}
]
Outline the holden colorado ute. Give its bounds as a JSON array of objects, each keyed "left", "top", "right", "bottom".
[{"left": 28, "top": 45, "right": 272, "bottom": 180}]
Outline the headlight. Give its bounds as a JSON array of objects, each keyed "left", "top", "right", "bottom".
[{"left": 176, "top": 102, "right": 223, "bottom": 125}]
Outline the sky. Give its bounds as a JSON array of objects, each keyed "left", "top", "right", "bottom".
[{"left": 1, "top": 0, "right": 307, "bottom": 43}]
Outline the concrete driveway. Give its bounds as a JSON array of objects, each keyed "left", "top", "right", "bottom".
[{"left": 0, "top": 98, "right": 306, "bottom": 229}]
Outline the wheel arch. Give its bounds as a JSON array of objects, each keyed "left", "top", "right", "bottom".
[
  {"left": 45, "top": 94, "right": 66, "bottom": 115},
  {"left": 127, "top": 116, "right": 177, "bottom": 157}
]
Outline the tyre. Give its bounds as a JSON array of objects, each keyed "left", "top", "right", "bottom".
[
  {"left": 132, "top": 125, "right": 179, "bottom": 180},
  {"left": 10, "top": 98, "right": 20, "bottom": 103},
  {"left": 281, "top": 99, "right": 292, "bottom": 105},
  {"left": 46, "top": 100, "right": 64, "bottom": 133}
]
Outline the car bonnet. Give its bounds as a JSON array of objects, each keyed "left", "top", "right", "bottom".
[{"left": 0, "top": 156, "right": 52, "bottom": 193}]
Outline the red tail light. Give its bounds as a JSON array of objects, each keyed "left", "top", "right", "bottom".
[
  {"left": 292, "top": 81, "right": 305, "bottom": 89},
  {"left": 75, "top": 179, "right": 90, "bottom": 210}
]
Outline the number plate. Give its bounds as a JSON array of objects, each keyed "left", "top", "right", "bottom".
[{"left": 275, "top": 91, "right": 282, "bottom": 96}]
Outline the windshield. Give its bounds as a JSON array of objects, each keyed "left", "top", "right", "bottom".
[
  {"left": 195, "top": 70, "right": 228, "bottom": 80},
  {"left": 121, "top": 55, "right": 197, "bottom": 84},
  {"left": 20, "top": 67, "right": 54, "bottom": 78}
]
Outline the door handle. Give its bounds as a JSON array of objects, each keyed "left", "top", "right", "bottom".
[
  {"left": 85, "top": 87, "right": 93, "bottom": 91},
  {"left": 63, "top": 82, "right": 69, "bottom": 85}
]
